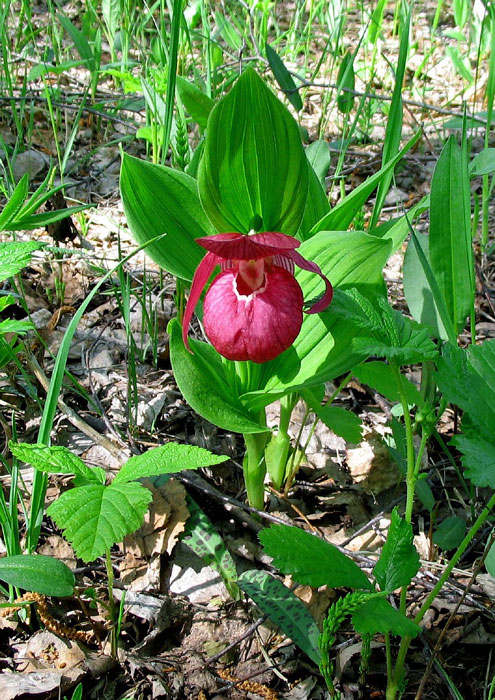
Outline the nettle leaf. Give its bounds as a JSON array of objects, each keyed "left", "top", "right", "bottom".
[
  {"left": 373, "top": 508, "right": 420, "bottom": 592},
  {"left": 198, "top": 68, "right": 309, "bottom": 235},
  {"left": 0, "top": 241, "right": 43, "bottom": 283},
  {"left": 450, "top": 434, "right": 495, "bottom": 489},
  {"left": 9, "top": 442, "right": 105, "bottom": 485},
  {"left": 182, "top": 497, "right": 239, "bottom": 599},
  {"left": 259, "top": 524, "right": 372, "bottom": 590},
  {"left": 436, "top": 340, "right": 495, "bottom": 442},
  {"left": 239, "top": 569, "right": 321, "bottom": 665},
  {"left": 0, "top": 554, "right": 75, "bottom": 597},
  {"left": 120, "top": 153, "right": 216, "bottom": 282},
  {"left": 333, "top": 289, "right": 438, "bottom": 365},
  {"left": 351, "top": 597, "right": 421, "bottom": 638},
  {"left": 114, "top": 443, "right": 228, "bottom": 485},
  {"left": 47, "top": 482, "right": 152, "bottom": 562}
]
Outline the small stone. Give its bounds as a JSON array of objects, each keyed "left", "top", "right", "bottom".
[{"left": 13, "top": 149, "right": 48, "bottom": 181}]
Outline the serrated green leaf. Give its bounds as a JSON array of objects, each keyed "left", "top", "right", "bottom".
[
  {"left": 0, "top": 241, "right": 43, "bottom": 283},
  {"left": 239, "top": 569, "right": 321, "bottom": 665},
  {"left": 373, "top": 508, "right": 420, "bottom": 592},
  {"left": 436, "top": 341, "right": 495, "bottom": 443},
  {"left": 433, "top": 516, "right": 466, "bottom": 550},
  {"left": 48, "top": 482, "right": 152, "bottom": 562},
  {"left": 450, "top": 434, "right": 495, "bottom": 488},
  {"left": 259, "top": 524, "right": 372, "bottom": 590},
  {"left": 351, "top": 597, "right": 421, "bottom": 637},
  {"left": 0, "top": 554, "right": 75, "bottom": 597},
  {"left": 9, "top": 442, "right": 105, "bottom": 485},
  {"left": 198, "top": 69, "right": 309, "bottom": 235},
  {"left": 114, "top": 443, "right": 228, "bottom": 485},
  {"left": 182, "top": 497, "right": 238, "bottom": 598}
]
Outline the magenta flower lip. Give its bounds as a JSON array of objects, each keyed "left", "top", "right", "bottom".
[{"left": 182, "top": 231, "right": 333, "bottom": 364}]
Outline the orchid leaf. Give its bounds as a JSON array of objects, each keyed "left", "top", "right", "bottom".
[
  {"left": 120, "top": 154, "right": 216, "bottom": 282},
  {"left": 198, "top": 69, "right": 309, "bottom": 235}
]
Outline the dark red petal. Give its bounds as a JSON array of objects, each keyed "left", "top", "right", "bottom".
[
  {"left": 182, "top": 252, "right": 221, "bottom": 352},
  {"left": 196, "top": 231, "right": 300, "bottom": 261},
  {"left": 286, "top": 250, "right": 333, "bottom": 313},
  {"left": 203, "top": 266, "right": 304, "bottom": 363}
]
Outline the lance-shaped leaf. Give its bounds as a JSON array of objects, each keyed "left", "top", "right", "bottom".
[
  {"left": 373, "top": 508, "right": 420, "bottom": 592},
  {"left": 239, "top": 569, "right": 321, "bottom": 665},
  {"left": 0, "top": 554, "right": 75, "bottom": 598},
  {"left": 259, "top": 524, "right": 372, "bottom": 590},
  {"left": 429, "top": 136, "right": 474, "bottom": 333},
  {"left": 198, "top": 69, "right": 309, "bottom": 235},
  {"left": 120, "top": 154, "right": 216, "bottom": 282}
]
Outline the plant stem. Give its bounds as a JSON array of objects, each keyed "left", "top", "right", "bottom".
[
  {"left": 105, "top": 549, "right": 118, "bottom": 659},
  {"left": 392, "top": 363, "right": 415, "bottom": 524},
  {"left": 243, "top": 432, "right": 269, "bottom": 510},
  {"left": 387, "top": 491, "right": 495, "bottom": 699}
]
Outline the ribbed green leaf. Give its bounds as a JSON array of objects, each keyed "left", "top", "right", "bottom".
[
  {"left": 9, "top": 442, "right": 105, "bottom": 485},
  {"left": 352, "top": 597, "right": 421, "bottom": 637},
  {"left": 0, "top": 174, "right": 29, "bottom": 230},
  {"left": 176, "top": 76, "right": 214, "bottom": 128},
  {"left": 0, "top": 241, "right": 43, "bottom": 283},
  {"left": 120, "top": 154, "right": 216, "bottom": 281},
  {"left": 198, "top": 69, "right": 309, "bottom": 235},
  {"left": 168, "top": 318, "right": 267, "bottom": 433},
  {"left": 429, "top": 136, "right": 474, "bottom": 333},
  {"left": 373, "top": 508, "right": 420, "bottom": 592}
]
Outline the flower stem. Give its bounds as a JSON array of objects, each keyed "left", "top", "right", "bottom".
[{"left": 243, "top": 432, "right": 269, "bottom": 510}]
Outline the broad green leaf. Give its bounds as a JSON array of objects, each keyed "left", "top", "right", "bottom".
[
  {"left": 433, "top": 516, "right": 466, "bottom": 550},
  {"left": 352, "top": 597, "right": 421, "bottom": 637},
  {"left": 429, "top": 136, "right": 473, "bottom": 333},
  {"left": 353, "top": 361, "right": 423, "bottom": 407},
  {"left": 0, "top": 319, "right": 32, "bottom": 335},
  {"left": 120, "top": 154, "right": 216, "bottom": 282},
  {"left": 114, "top": 443, "right": 228, "bottom": 484},
  {"left": 403, "top": 231, "right": 448, "bottom": 339},
  {"left": 182, "top": 497, "right": 239, "bottom": 599},
  {"left": 239, "top": 569, "right": 321, "bottom": 665},
  {"left": 9, "top": 442, "right": 105, "bottom": 485},
  {"left": 168, "top": 318, "right": 267, "bottom": 434},
  {"left": 470, "top": 148, "right": 495, "bottom": 176},
  {"left": 198, "top": 69, "right": 309, "bottom": 235},
  {"left": 266, "top": 43, "right": 303, "bottom": 112},
  {"left": 336, "top": 52, "right": 355, "bottom": 114},
  {"left": 450, "top": 434, "right": 495, "bottom": 488},
  {"left": 259, "top": 524, "right": 372, "bottom": 590},
  {"left": 48, "top": 482, "right": 152, "bottom": 562},
  {"left": 176, "top": 76, "right": 214, "bottom": 128},
  {"left": 0, "top": 241, "right": 43, "bottom": 283},
  {"left": 303, "top": 389, "right": 362, "bottom": 443},
  {"left": 0, "top": 174, "right": 29, "bottom": 230},
  {"left": 0, "top": 554, "right": 75, "bottom": 597},
  {"left": 373, "top": 508, "right": 420, "bottom": 592},
  {"left": 485, "top": 540, "right": 495, "bottom": 577},
  {"left": 299, "top": 160, "right": 330, "bottom": 239},
  {"left": 310, "top": 130, "right": 421, "bottom": 235}
]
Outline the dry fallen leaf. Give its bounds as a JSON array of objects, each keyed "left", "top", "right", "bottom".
[{"left": 119, "top": 478, "right": 189, "bottom": 591}]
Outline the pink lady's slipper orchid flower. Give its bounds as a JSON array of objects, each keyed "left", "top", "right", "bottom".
[{"left": 182, "top": 231, "right": 333, "bottom": 364}]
